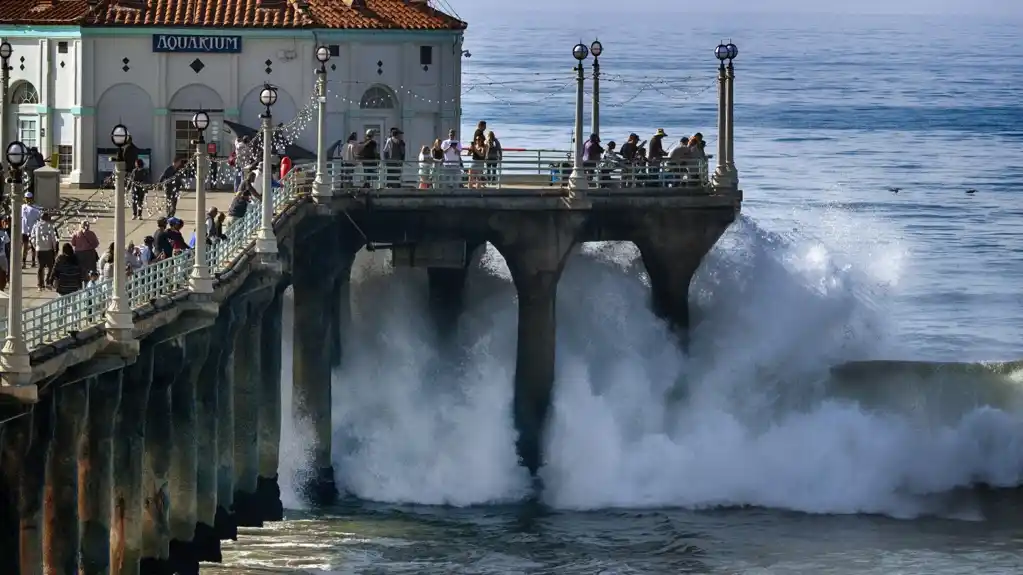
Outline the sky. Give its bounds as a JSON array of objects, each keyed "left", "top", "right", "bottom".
[{"left": 448, "top": 0, "right": 1020, "bottom": 16}]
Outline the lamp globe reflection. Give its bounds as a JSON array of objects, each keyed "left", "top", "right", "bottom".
[
  {"left": 111, "top": 123, "right": 129, "bottom": 148},
  {"left": 0, "top": 41, "right": 11, "bottom": 60},
  {"left": 726, "top": 42, "right": 738, "bottom": 60},
  {"left": 259, "top": 84, "right": 278, "bottom": 107},
  {"left": 590, "top": 39, "right": 603, "bottom": 58},
  {"left": 5, "top": 141, "right": 26, "bottom": 168},
  {"left": 572, "top": 42, "right": 589, "bottom": 61}
]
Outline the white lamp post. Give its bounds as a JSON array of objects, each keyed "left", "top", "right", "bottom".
[
  {"left": 189, "top": 110, "right": 213, "bottom": 293},
  {"left": 105, "top": 123, "right": 133, "bottom": 339},
  {"left": 568, "top": 41, "right": 589, "bottom": 192},
  {"left": 1, "top": 141, "right": 30, "bottom": 375},
  {"left": 255, "top": 83, "right": 279, "bottom": 254},
  {"left": 590, "top": 39, "right": 602, "bottom": 140},
  {"left": 725, "top": 42, "right": 738, "bottom": 186},
  {"left": 713, "top": 42, "right": 730, "bottom": 187},
  {"left": 311, "top": 46, "right": 331, "bottom": 199},
  {"left": 0, "top": 41, "right": 12, "bottom": 175}
]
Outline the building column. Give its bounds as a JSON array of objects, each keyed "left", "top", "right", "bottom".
[
  {"left": 111, "top": 347, "right": 154, "bottom": 575},
  {"left": 233, "top": 291, "right": 273, "bottom": 526},
  {"left": 0, "top": 409, "right": 32, "bottom": 573},
  {"left": 71, "top": 111, "right": 96, "bottom": 185},
  {"left": 256, "top": 284, "right": 286, "bottom": 522},
  {"left": 215, "top": 300, "right": 247, "bottom": 541},
  {"left": 140, "top": 340, "right": 185, "bottom": 573},
  {"left": 43, "top": 381, "right": 89, "bottom": 575},
  {"left": 193, "top": 309, "right": 235, "bottom": 563},
  {"left": 20, "top": 392, "right": 53, "bottom": 575},
  {"left": 632, "top": 211, "right": 734, "bottom": 340},
  {"left": 490, "top": 213, "right": 585, "bottom": 476},
  {"left": 79, "top": 371, "right": 122, "bottom": 575},
  {"left": 168, "top": 328, "right": 212, "bottom": 575}
]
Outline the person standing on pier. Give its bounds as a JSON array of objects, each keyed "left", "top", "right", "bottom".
[
  {"left": 48, "top": 243, "right": 83, "bottom": 296},
  {"left": 440, "top": 129, "right": 462, "bottom": 187},
  {"left": 20, "top": 192, "right": 41, "bottom": 268},
  {"left": 30, "top": 212, "right": 58, "bottom": 290},
  {"left": 159, "top": 158, "right": 187, "bottom": 217},
  {"left": 70, "top": 220, "right": 100, "bottom": 285},
  {"left": 382, "top": 128, "right": 406, "bottom": 188},
  {"left": 647, "top": 129, "right": 669, "bottom": 186},
  {"left": 356, "top": 129, "right": 380, "bottom": 187},
  {"left": 129, "top": 158, "right": 148, "bottom": 220}
]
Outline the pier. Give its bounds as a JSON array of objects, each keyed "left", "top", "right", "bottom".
[{"left": 0, "top": 40, "right": 742, "bottom": 575}]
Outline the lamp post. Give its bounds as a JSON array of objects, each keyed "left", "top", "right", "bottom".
[
  {"left": 254, "top": 84, "right": 278, "bottom": 254},
  {"left": 311, "top": 46, "right": 331, "bottom": 199},
  {"left": 713, "top": 42, "right": 729, "bottom": 187},
  {"left": 189, "top": 110, "right": 213, "bottom": 293},
  {"left": 568, "top": 41, "right": 589, "bottom": 192},
  {"left": 0, "top": 41, "right": 12, "bottom": 175},
  {"left": 590, "top": 39, "right": 602, "bottom": 140},
  {"left": 725, "top": 42, "right": 738, "bottom": 186},
  {"left": 1, "top": 141, "right": 30, "bottom": 375},
  {"left": 104, "top": 123, "right": 133, "bottom": 339}
]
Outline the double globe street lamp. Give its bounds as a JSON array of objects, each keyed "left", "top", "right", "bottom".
[
  {"left": 713, "top": 41, "right": 738, "bottom": 187},
  {"left": 312, "top": 45, "right": 331, "bottom": 199},
  {"left": 1, "top": 140, "right": 30, "bottom": 377},
  {"left": 255, "top": 84, "right": 278, "bottom": 254}
]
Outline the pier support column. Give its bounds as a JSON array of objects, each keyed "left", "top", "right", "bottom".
[
  {"left": 490, "top": 213, "right": 584, "bottom": 476},
  {"left": 111, "top": 347, "right": 154, "bottom": 575},
  {"left": 216, "top": 299, "right": 247, "bottom": 541},
  {"left": 44, "top": 380, "right": 88, "bottom": 575},
  {"left": 632, "top": 210, "right": 734, "bottom": 340},
  {"left": 141, "top": 340, "right": 185, "bottom": 574},
  {"left": 292, "top": 241, "right": 353, "bottom": 504},
  {"left": 20, "top": 392, "right": 53, "bottom": 575},
  {"left": 79, "top": 371, "right": 122, "bottom": 575},
  {"left": 168, "top": 329, "right": 212, "bottom": 575},
  {"left": 1, "top": 409, "right": 32, "bottom": 572},
  {"left": 194, "top": 309, "right": 234, "bottom": 563},
  {"left": 233, "top": 291, "right": 273, "bottom": 527},
  {"left": 256, "top": 284, "right": 286, "bottom": 522}
]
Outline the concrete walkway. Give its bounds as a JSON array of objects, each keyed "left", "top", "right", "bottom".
[{"left": 13, "top": 186, "right": 238, "bottom": 309}]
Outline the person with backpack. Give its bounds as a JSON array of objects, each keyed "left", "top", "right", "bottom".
[{"left": 356, "top": 129, "right": 380, "bottom": 187}]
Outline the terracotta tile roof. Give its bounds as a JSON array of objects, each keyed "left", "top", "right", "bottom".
[{"left": 0, "top": 0, "right": 466, "bottom": 30}]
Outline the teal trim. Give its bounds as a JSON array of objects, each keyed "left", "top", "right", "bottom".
[
  {"left": 223, "top": 108, "right": 240, "bottom": 116},
  {"left": 34, "top": 105, "right": 50, "bottom": 114},
  {"left": 0, "top": 25, "right": 461, "bottom": 43},
  {"left": 154, "top": 108, "right": 169, "bottom": 116},
  {"left": 70, "top": 106, "right": 94, "bottom": 116},
  {"left": 0, "top": 26, "right": 80, "bottom": 38}
]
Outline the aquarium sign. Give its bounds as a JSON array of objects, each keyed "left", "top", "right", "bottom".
[{"left": 152, "top": 34, "right": 242, "bottom": 54}]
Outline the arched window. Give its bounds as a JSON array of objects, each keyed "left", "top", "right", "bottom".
[
  {"left": 11, "top": 82, "right": 39, "bottom": 105},
  {"left": 359, "top": 86, "right": 395, "bottom": 109}
]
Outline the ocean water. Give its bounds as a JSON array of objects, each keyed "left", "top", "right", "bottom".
[{"left": 206, "top": 10, "right": 1023, "bottom": 574}]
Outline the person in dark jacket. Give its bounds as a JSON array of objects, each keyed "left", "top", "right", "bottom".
[
  {"left": 129, "top": 158, "right": 148, "bottom": 220},
  {"left": 159, "top": 158, "right": 186, "bottom": 217},
  {"left": 122, "top": 135, "right": 141, "bottom": 172},
  {"left": 23, "top": 147, "right": 45, "bottom": 195},
  {"left": 152, "top": 217, "right": 173, "bottom": 260},
  {"left": 357, "top": 129, "right": 380, "bottom": 187},
  {"left": 381, "top": 128, "right": 406, "bottom": 188},
  {"left": 48, "top": 243, "right": 83, "bottom": 296}
]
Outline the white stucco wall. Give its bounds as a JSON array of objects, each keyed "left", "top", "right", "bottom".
[{"left": 1, "top": 29, "right": 463, "bottom": 185}]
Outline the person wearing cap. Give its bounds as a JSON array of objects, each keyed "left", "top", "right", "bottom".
[
  {"left": 647, "top": 128, "right": 669, "bottom": 186},
  {"left": 356, "top": 129, "right": 380, "bottom": 187},
  {"left": 618, "top": 134, "right": 641, "bottom": 188},
  {"left": 382, "top": 128, "right": 406, "bottom": 188},
  {"left": 20, "top": 191, "right": 42, "bottom": 268}
]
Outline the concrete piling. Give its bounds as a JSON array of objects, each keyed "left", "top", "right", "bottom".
[
  {"left": 44, "top": 380, "right": 89, "bottom": 575},
  {"left": 111, "top": 347, "right": 154, "bottom": 575},
  {"left": 215, "top": 300, "right": 247, "bottom": 541},
  {"left": 140, "top": 340, "right": 185, "bottom": 573},
  {"left": 0, "top": 408, "right": 32, "bottom": 572},
  {"left": 256, "top": 285, "right": 286, "bottom": 521},
  {"left": 79, "top": 371, "right": 123, "bottom": 575},
  {"left": 233, "top": 292, "right": 273, "bottom": 526},
  {"left": 168, "top": 328, "right": 213, "bottom": 575},
  {"left": 20, "top": 391, "right": 52, "bottom": 575}
]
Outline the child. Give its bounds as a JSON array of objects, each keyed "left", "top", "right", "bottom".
[
  {"left": 86, "top": 270, "right": 101, "bottom": 288},
  {"left": 418, "top": 145, "right": 432, "bottom": 189}
]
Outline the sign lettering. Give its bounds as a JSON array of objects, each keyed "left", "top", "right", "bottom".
[{"left": 152, "top": 34, "right": 242, "bottom": 54}]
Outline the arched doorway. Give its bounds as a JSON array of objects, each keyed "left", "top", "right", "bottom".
[
  {"left": 96, "top": 83, "right": 155, "bottom": 182},
  {"left": 168, "top": 83, "right": 226, "bottom": 161},
  {"left": 355, "top": 84, "right": 399, "bottom": 143},
  {"left": 9, "top": 80, "right": 41, "bottom": 151}
]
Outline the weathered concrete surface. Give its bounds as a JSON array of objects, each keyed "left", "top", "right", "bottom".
[
  {"left": 256, "top": 284, "right": 287, "bottom": 522},
  {"left": 167, "top": 328, "right": 213, "bottom": 575},
  {"left": 489, "top": 212, "right": 586, "bottom": 476},
  {"left": 215, "top": 300, "right": 247, "bottom": 542},
  {"left": 232, "top": 290, "right": 273, "bottom": 527},
  {"left": 140, "top": 340, "right": 185, "bottom": 573},
  {"left": 111, "top": 347, "right": 153, "bottom": 575},
  {"left": 79, "top": 371, "right": 123, "bottom": 575},
  {"left": 19, "top": 392, "right": 52, "bottom": 575},
  {"left": 0, "top": 408, "right": 32, "bottom": 573},
  {"left": 44, "top": 380, "right": 88, "bottom": 575},
  {"left": 291, "top": 226, "right": 354, "bottom": 504},
  {"left": 193, "top": 307, "right": 235, "bottom": 563}
]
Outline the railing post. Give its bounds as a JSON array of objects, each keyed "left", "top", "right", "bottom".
[
  {"left": 255, "top": 85, "right": 278, "bottom": 255},
  {"left": 105, "top": 155, "right": 133, "bottom": 339},
  {"left": 1, "top": 167, "right": 30, "bottom": 379},
  {"left": 311, "top": 50, "right": 330, "bottom": 199},
  {"left": 189, "top": 130, "right": 213, "bottom": 294}
]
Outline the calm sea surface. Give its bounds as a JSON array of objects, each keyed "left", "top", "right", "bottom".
[{"left": 206, "top": 11, "right": 1023, "bottom": 574}]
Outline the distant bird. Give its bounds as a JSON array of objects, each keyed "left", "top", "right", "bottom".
[
  {"left": 965, "top": 188, "right": 977, "bottom": 194},
  {"left": 887, "top": 187, "right": 901, "bottom": 193}
]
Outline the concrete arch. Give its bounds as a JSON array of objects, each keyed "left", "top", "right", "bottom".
[
  {"left": 168, "top": 83, "right": 224, "bottom": 111},
  {"left": 95, "top": 83, "right": 154, "bottom": 150},
  {"left": 239, "top": 85, "right": 298, "bottom": 128},
  {"left": 358, "top": 84, "right": 398, "bottom": 110}
]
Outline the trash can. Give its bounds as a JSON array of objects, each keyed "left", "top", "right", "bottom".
[{"left": 33, "top": 166, "right": 61, "bottom": 210}]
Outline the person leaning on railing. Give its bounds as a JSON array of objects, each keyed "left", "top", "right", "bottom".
[{"left": 226, "top": 174, "right": 261, "bottom": 230}]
